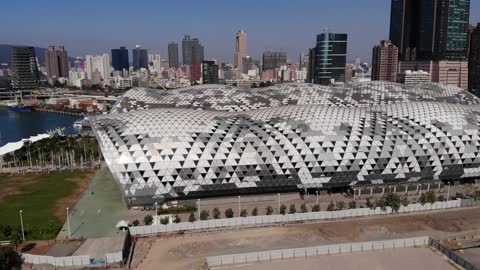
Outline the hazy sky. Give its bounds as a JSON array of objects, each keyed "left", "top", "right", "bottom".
[{"left": 3, "top": 0, "right": 480, "bottom": 63}]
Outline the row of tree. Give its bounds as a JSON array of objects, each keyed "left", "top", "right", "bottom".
[{"left": 2, "top": 135, "right": 102, "bottom": 172}]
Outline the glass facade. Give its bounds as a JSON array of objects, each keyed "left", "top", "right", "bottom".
[
  {"left": 389, "top": 0, "right": 470, "bottom": 61},
  {"left": 111, "top": 47, "right": 129, "bottom": 71},
  {"left": 444, "top": 0, "right": 470, "bottom": 60},
  {"left": 313, "top": 32, "right": 347, "bottom": 85}
]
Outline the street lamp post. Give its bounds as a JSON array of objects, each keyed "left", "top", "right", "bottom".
[
  {"left": 154, "top": 202, "right": 158, "bottom": 223},
  {"left": 316, "top": 190, "right": 319, "bottom": 205},
  {"left": 19, "top": 210, "right": 25, "bottom": 241},
  {"left": 66, "top": 207, "right": 71, "bottom": 239},
  {"left": 447, "top": 182, "right": 451, "bottom": 200},
  {"left": 238, "top": 196, "right": 241, "bottom": 217},
  {"left": 197, "top": 199, "right": 201, "bottom": 217}
]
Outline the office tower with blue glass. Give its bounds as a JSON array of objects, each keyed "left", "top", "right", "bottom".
[
  {"left": 313, "top": 30, "right": 347, "bottom": 85},
  {"left": 111, "top": 47, "right": 129, "bottom": 71},
  {"left": 132, "top": 45, "right": 148, "bottom": 71}
]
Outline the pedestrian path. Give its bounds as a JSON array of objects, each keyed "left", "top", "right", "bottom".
[{"left": 57, "top": 168, "right": 127, "bottom": 239}]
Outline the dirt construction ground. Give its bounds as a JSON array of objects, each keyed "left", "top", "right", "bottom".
[
  {"left": 132, "top": 207, "right": 480, "bottom": 270},
  {"left": 227, "top": 248, "right": 455, "bottom": 270}
]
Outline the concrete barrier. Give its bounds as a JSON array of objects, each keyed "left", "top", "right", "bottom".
[
  {"left": 206, "top": 236, "right": 430, "bottom": 267},
  {"left": 22, "top": 254, "right": 90, "bottom": 267}
]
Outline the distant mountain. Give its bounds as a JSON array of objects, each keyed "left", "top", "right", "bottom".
[{"left": 0, "top": 45, "right": 76, "bottom": 66}]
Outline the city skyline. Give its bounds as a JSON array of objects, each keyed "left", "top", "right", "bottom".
[{"left": 3, "top": 0, "right": 479, "bottom": 64}]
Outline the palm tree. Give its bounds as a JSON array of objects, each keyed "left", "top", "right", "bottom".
[{"left": 9, "top": 230, "right": 23, "bottom": 252}]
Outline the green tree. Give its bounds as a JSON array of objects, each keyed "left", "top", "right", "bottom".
[
  {"left": 438, "top": 195, "right": 446, "bottom": 202},
  {"left": 289, "top": 204, "right": 297, "bottom": 214},
  {"left": 225, "top": 208, "right": 234, "bottom": 218},
  {"left": 425, "top": 191, "right": 437, "bottom": 204},
  {"left": 419, "top": 193, "right": 427, "bottom": 205},
  {"left": 349, "top": 201, "right": 357, "bottom": 209},
  {"left": 240, "top": 209, "right": 247, "bottom": 217},
  {"left": 9, "top": 231, "right": 23, "bottom": 252},
  {"left": 131, "top": 220, "right": 140, "bottom": 226},
  {"left": 265, "top": 206, "right": 274, "bottom": 215},
  {"left": 384, "top": 193, "right": 401, "bottom": 212},
  {"left": 173, "top": 215, "right": 181, "bottom": 223},
  {"left": 200, "top": 210, "right": 210, "bottom": 220},
  {"left": 473, "top": 191, "right": 480, "bottom": 201},
  {"left": 160, "top": 217, "right": 169, "bottom": 225},
  {"left": 336, "top": 201, "right": 345, "bottom": 210},
  {"left": 2, "top": 226, "right": 12, "bottom": 239},
  {"left": 144, "top": 215, "right": 154, "bottom": 225},
  {"left": 375, "top": 197, "right": 386, "bottom": 211},
  {"left": 300, "top": 203, "right": 308, "bottom": 213},
  {"left": 401, "top": 195, "right": 409, "bottom": 206},
  {"left": 327, "top": 201, "right": 335, "bottom": 211},
  {"left": 188, "top": 212, "right": 196, "bottom": 222},
  {"left": 279, "top": 204, "right": 287, "bottom": 215},
  {"left": 311, "top": 204, "right": 321, "bottom": 212},
  {"left": 251, "top": 207, "right": 258, "bottom": 216},
  {"left": 0, "top": 246, "right": 22, "bottom": 270},
  {"left": 366, "top": 197, "right": 375, "bottom": 209},
  {"left": 212, "top": 208, "right": 221, "bottom": 219}
]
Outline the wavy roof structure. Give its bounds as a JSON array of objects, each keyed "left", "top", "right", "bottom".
[
  {"left": 112, "top": 82, "right": 480, "bottom": 113},
  {"left": 94, "top": 82, "right": 480, "bottom": 205}
]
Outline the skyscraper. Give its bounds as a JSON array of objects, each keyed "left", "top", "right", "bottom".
[
  {"left": 202, "top": 60, "right": 219, "bottom": 84},
  {"left": 242, "top": 56, "right": 254, "bottom": 74},
  {"left": 262, "top": 51, "right": 287, "bottom": 70},
  {"left": 234, "top": 30, "right": 247, "bottom": 72},
  {"left": 11, "top": 46, "right": 39, "bottom": 93},
  {"left": 132, "top": 45, "right": 148, "bottom": 70},
  {"left": 168, "top": 42, "right": 179, "bottom": 68},
  {"left": 45, "top": 46, "right": 69, "bottom": 82},
  {"left": 313, "top": 30, "right": 348, "bottom": 85},
  {"left": 85, "top": 54, "right": 110, "bottom": 82},
  {"left": 389, "top": 0, "right": 470, "bottom": 61},
  {"left": 111, "top": 47, "right": 129, "bottom": 71},
  {"left": 371, "top": 40, "right": 399, "bottom": 82},
  {"left": 182, "top": 35, "right": 204, "bottom": 66},
  {"left": 469, "top": 24, "right": 480, "bottom": 91},
  {"left": 148, "top": 53, "right": 162, "bottom": 71}
]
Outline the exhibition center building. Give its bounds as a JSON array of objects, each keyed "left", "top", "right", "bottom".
[{"left": 92, "top": 82, "right": 480, "bottom": 206}]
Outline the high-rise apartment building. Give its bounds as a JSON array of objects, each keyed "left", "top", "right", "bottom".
[
  {"left": 234, "top": 30, "right": 247, "bottom": 72},
  {"left": 11, "top": 47, "right": 39, "bottom": 93},
  {"left": 371, "top": 40, "right": 399, "bottom": 82},
  {"left": 389, "top": 0, "right": 470, "bottom": 61},
  {"left": 202, "top": 60, "right": 219, "bottom": 84},
  {"left": 148, "top": 53, "right": 162, "bottom": 71},
  {"left": 398, "top": 70, "right": 431, "bottom": 85},
  {"left": 85, "top": 54, "right": 110, "bottom": 82},
  {"left": 182, "top": 35, "right": 204, "bottom": 66},
  {"left": 45, "top": 46, "right": 69, "bottom": 82},
  {"left": 312, "top": 30, "right": 348, "bottom": 85},
  {"left": 262, "top": 51, "right": 287, "bottom": 71},
  {"left": 111, "top": 47, "right": 129, "bottom": 71},
  {"left": 398, "top": 60, "right": 468, "bottom": 88},
  {"left": 468, "top": 24, "right": 480, "bottom": 91},
  {"left": 168, "top": 42, "right": 179, "bottom": 68},
  {"left": 242, "top": 56, "right": 254, "bottom": 74},
  {"left": 132, "top": 45, "right": 148, "bottom": 70}
]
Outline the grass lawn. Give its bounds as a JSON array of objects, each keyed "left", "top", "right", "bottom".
[{"left": 0, "top": 170, "right": 95, "bottom": 240}]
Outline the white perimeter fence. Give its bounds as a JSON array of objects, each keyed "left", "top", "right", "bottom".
[
  {"left": 22, "top": 251, "right": 123, "bottom": 267},
  {"left": 206, "top": 236, "right": 430, "bottom": 267},
  {"left": 130, "top": 199, "right": 464, "bottom": 236},
  {"left": 22, "top": 254, "right": 90, "bottom": 267}
]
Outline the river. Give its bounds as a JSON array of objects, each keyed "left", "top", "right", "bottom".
[{"left": 0, "top": 108, "right": 82, "bottom": 146}]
